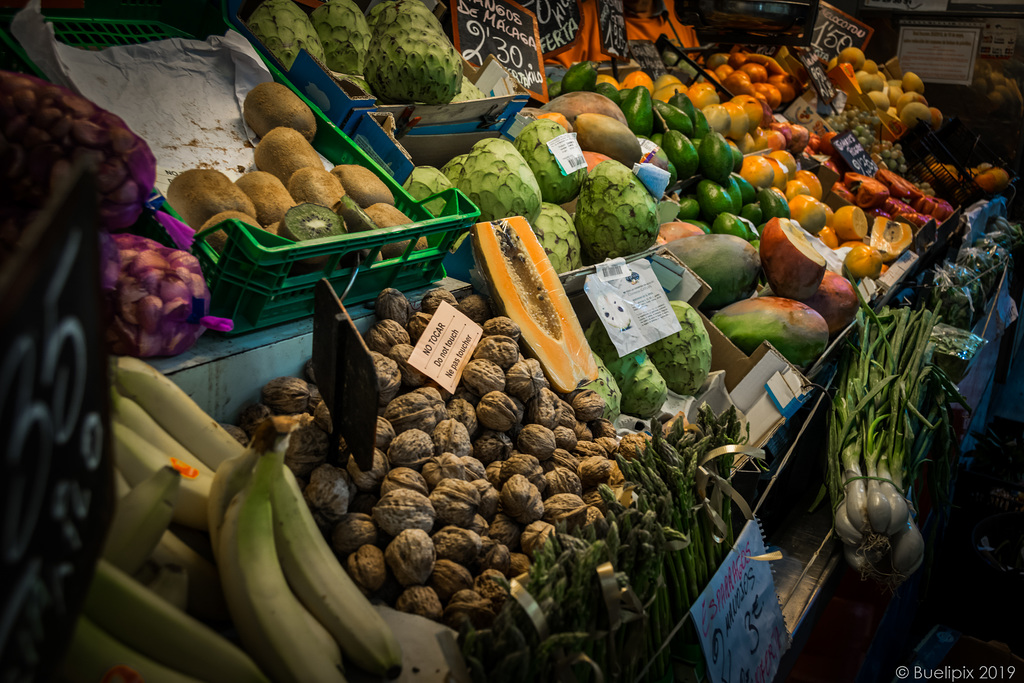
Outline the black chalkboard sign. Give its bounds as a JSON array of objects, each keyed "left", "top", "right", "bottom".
[
  {"left": 0, "top": 168, "right": 113, "bottom": 682},
  {"left": 796, "top": 48, "right": 837, "bottom": 104},
  {"left": 832, "top": 130, "right": 879, "bottom": 177},
  {"left": 312, "top": 279, "right": 378, "bottom": 471},
  {"left": 597, "top": 0, "right": 627, "bottom": 59},
  {"left": 809, "top": 1, "right": 873, "bottom": 65},
  {"left": 451, "top": 0, "right": 548, "bottom": 101},
  {"left": 629, "top": 40, "right": 668, "bottom": 79},
  {"left": 515, "top": 0, "right": 582, "bottom": 57}
]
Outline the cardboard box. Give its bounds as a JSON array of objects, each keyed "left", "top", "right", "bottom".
[{"left": 783, "top": 90, "right": 834, "bottom": 138}]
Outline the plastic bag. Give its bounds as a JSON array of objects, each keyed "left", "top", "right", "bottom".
[
  {"left": 929, "top": 323, "right": 987, "bottom": 383},
  {"left": 104, "top": 233, "right": 232, "bottom": 357},
  {"left": 928, "top": 261, "right": 976, "bottom": 331}
]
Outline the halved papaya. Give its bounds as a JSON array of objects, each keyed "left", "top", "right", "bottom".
[{"left": 472, "top": 216, "right": 599, "bottom": 392}]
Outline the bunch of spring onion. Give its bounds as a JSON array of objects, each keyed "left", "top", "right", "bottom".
[{"left": 826, "top": 305, "right": 964, "bottom": 586}]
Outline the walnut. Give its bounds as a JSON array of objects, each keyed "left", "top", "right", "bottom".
[
  {"left": 550, "top": 449, "right": 581, "bottom": 473},
  {"left": 331, "top": 513, "right": 377, "bottom": 555},
  {"left": 572, "top": 390, "right": 605, "bottom": 422},
  {"left": 421, "top": 288, "right": 457, "bottom": 314},
  {"left": 313, "top": 402, "right": 332, "bottom": 433},
  {"left": 557, "top": 399, "right": 577, "bottom": 430},
  {"left": 429, "top": 559, "right": 474, "bottom": 602},
  {"left": 608, "top": 462, "right": 625, "bottom": 486},
  {"left": 365, "top": 319, "right": 410, "bottom": 355},
  {"left": 553, "top": 425, "right": 577, "bottom": 452},
  {"left": 472, "top": 430, "right": 512, "bottom": 465},
  {"left": 238, "top": 403, "right": 273, "bottom": 437},
  {"left": 485, "top": 460, "right": 503, "bottom": 488},
  {"left": 380, "top": 467, "right": 429, "bottom": 497},
  {"left": 375, "top": 288, "right": 412, "bottom": 327},
  {"left": 383, "top": 391, "right": 439, "bottom": 434},
  {"left": 386, "top": 429, "right": 435, "bottom": 472},
  {"left": 476, "top": 392, "right": 522, "bottom": 432},
  {"left": 349, "top": 492, "right": 379, "bottom": 515},
  {"left": 221, "top": 423, "right": 248, "bottom": 445},
  {"left": 446, "top": 398, "right": 479, "bottom": 438},
  {"left": 480, "top": 543, "right": 511, "bottom": 577},
  {"left": 584, "top": 505, "right": 609, "bottom": 536},
  {"left": 525, "top": 388, "right": 560, "bottom": 430},
  {"left": 461, "top": 358, "right": 506, "bottom": 397},
  {"left": 487, "top": 513, "right": 521, "bottom": 550},
  {"left": 284, "top": 415, "right": 329, "bottom": 477},
  {"left": 583, "top": 488, "right": 608, "bottom": 513},
  {"left": 618, "top": 432, "right": 650, "bottom": 460},
  {"left": 385, "top": 528, "right": 435, "bottom": 586},
  {"left": 520, "top": 520, "right": 555, "bottom": 557},
  {"left": 482, "top": 316, "right": 520, "bottom": 341},
  {"left": 472, "top": 479, "right": 499, "bottom": 520},
  {"left": 574, "top": 421, "right": 594, "bottom": 442},
  {"left": 406, "top": 311, "right": 432, "bottom": 342},
  {"left": 517, "top": 424, "right": 556, "bottom": 460},
  {"left": 578, "top": 455, "right": 614, "bottom": 488},
  {"left": 575, "top": 441, "right": 606, "bottom": 461},
  {"left": 416, "top": 386, "right": 449, "bottom": 425},
  {"left": 347, "top": 544, "right": 387, "bottom": 594},
  {"left": 376, "top": 416, "right": 396, "bottom": 451},
  {"left": 261, "top": 377, "right": 310, "bottom": 414},
  {"left": 304, "top": 464, "right": 351, "bottom": 526},
  {"left": 389, "top": 343, "right": 428, "bottom": 388},
  {"left": 432, "top": 419, "right": 472, "bottom": 459},
  {"left": 466, "top": 514, "right": 489, "bottom": 536},
  {"left": 430, "top": 478, "right": 480, "bottom": 526},
  {"left": 544, "top": 467, "right": 582, "bottom": 498},
  {"left": 504, "top": 358, "right": 549, "bottom": 402},
  {"left": 500, "top": 474, "right": 544, "bottom": 524},
  {"left": 371, "top": 351, "right": 402, "bottom": 406},
  {"left": 346, "top": 449, "right": 389, "bottom": 493},
  {"left": 460, "top": 456, "right": 487, "bottom": 481},
  {"left": 500, "top": 453, "right": 546, "bottom": 492},
  {"left": 472, "top": 336, "right": 520, "bottom": 370},
  {"left": 590, "top": 418, "right": 618, "bottom": 440},
  {"left": 432, "top": 526, "right": 482, "bottom": 565},
  {"left": 451, "top": 387, "right": 480, "bottom": 406},
  {"left": 422, "top": 453, "right": 466, "bottom": 489},
  {"left": 373, "top": 489, "right": 436, "bottom": 536},
  {"left": 443, "top": 590, "right": 495, "bottom": 630},
  {"left": 543, "top": 493, "right": 587, "bottom": 530},
  {"left": 509, "top": 552, "right": 531, "bottom": 577},
  {"left": 474, "top": 568, "right": 509, "bottom": 610},
  {"left": 595, "top": 437, "right": 620, "bottom": 457},
  {"left": 396, "top": 585, "right": 442, "bottom": 621},
  {"left": 457, "top": 294, "right": 492, "bottom": 323}
]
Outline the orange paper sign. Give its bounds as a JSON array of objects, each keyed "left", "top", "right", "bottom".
[{"left": 408, "top": 301, "right": 483, "bottom": 393}]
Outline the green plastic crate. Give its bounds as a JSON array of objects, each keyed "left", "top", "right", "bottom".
[{"left": 0, "top": 0, "right": 481, "bottom": 335}]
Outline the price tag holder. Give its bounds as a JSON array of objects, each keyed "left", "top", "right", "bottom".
[
  {"left": 628, "top": 40, "right": 667, "bottom": 79},
  {"left": 877, "top": 250, "right": 918, "bottom": 290},
  {"left": 691, "top": 520, "right": 790, "bottom": 683},
  {"left": 831, "top": 131, "right": 878, "bottom": 177},
  {"left": 596, "top": 0, "right": 627, "bottom": 58},
  {"left": 584, "top": 258, "right": 682, "bottom": 357},
  {"left": 546, "top": 133, "right": 587, "bottom": 175},
  {"left": 408, "top": 301, "right": 483, "bottom": 393},
  {"left": 809, "top": 1, "right": 874, "bottom": 64},
  {"left": 795, "top": 48, "right": 837, "bottom": 104},
  {"left": 517, "top": 0, "right": 582, "bottom": 57}
]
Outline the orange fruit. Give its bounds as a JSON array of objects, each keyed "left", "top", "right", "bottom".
[
  {"left": 721, "top": 101, "right": 751, "bottom": 139},
  {"left": 621, "top": 71, "right": 654, "bottom": 94},
  {"left": 823, "top": 203, "right": 834, "bottom": 228},
  {"left": 653, "top": 83, "right": 687, "bottom": 102},
  {"left": 767, "top": 74, "right": 797, "bottom": 102},
  {"left": 751, "top": 82, "right": 782, "bottom": 109},
  {"left": 723, "top": 71, "right": 755, "bottom": 97},
  {"left": 732, "top": 94, "right": 766, "bottom": 129},
  {"left": 689, "top": 86, "right": 720, "bottom": 109},
  {"left": 728, "top": 51, "right": 748, "bottom": 69},
  {"left": 714, "top": 64, "right": 735, "bottom": 81},
  {"left": 794, "top": 170, "right": 823, "bottom": 200},
  {"left": 740, "top": 155, "right": 776, "bottom": 190},
  {"left": 706, "top": 53, "right": 731, "bottom": 70},
  {"left": 845, "top": 243, "right": 883, "bottom": 279},
  {"left": 832, "top": 205, "right": 869, "bottom": 241},
  {"left": 785, "top": 179, "right": 811, "bottom": 200},
  {"left": 764, "top": 157, "right": 788, "bottom": 189},
  {"left": 788, "top": 195, "right": 829, "bottom": 234},
  {"left": 740, "top": 63, "right": 769, "bottom": 83},
  {"left": 768, "top": 150, "right": 797, "bottom": 180},
  {"left": 818, "top": 225, "right": 839, "bottom": 249},
  {"left": 536, "top": 112, "right": 570, "bottom": 132},
  {"left": 654, "top": 74, "right": 683, "bottom": 91},
  {"left": 596, "top": 74, "right": 620, "bottom": 88}
]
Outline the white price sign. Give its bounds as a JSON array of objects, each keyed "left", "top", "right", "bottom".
[{"left": 408, "top": 301, "right": 483, "bottom": 393}]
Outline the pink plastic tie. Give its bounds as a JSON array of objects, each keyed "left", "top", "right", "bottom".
[
  {"left": 200, "top": 316, "right": 234, "bottom": 332},
  {"left": 154, "top": 210, "right": 195, "bottom": 251}
]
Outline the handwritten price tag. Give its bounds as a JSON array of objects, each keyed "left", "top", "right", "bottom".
[{"left": 408, "top": 301, "right": 483, "bottom": 393}]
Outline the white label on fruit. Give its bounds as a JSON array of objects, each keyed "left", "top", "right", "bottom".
[
  {"left": 547, "top": 133, "right": 587, "bottom": 175},
  {"left": 408, "top": 301, "right": 483, "bottom": 393},
  {"left": 585, "top": 258, "right": 682, "bottom": 357},
  {"left": 638, "top": 137, "right": 660, "bottom": 161}
]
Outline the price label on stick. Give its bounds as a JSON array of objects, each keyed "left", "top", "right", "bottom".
[
  {"left": 831, "top": 130, "right": 878, "bottom": 176},
  {"left": 516, "top": 0, "right": 582, "bottom": 57},
  {"left": 409, "top": 301, "right": 483, "bottom": 393},
  {"left": 596, "top": 0, "right": 627, "bottom": 58}
]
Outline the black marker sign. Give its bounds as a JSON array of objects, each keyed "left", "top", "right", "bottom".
[
  {"left": 796, "top": 48, "right": 836, "bottom": 104},
  {"left": 832, "top": 130, "right": 879, "bottom": 177},
  {"left": 809, "top": 1, "right": 873, "bottom": 65},
  {"left": 452, "top": 0, "right": 548, "bottom": 101},
  {"left": 597, "top": 0, "right": 627, "bottom": 58},
  {"left": 0, "top": 169, "right": 113, "bottom": 683},
  {"left": 516, "top": 0, "right": 582, "bottom": 57},
  {"left": 629, "top": 40, "right": 668, "bottom": 79}
]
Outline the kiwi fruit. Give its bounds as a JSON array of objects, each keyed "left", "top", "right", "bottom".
[
  {"left": 166, "top": 169, "right": 257, "bottom": 229},
  {"left": 198, "top": 210, "right": 261, "bottom": 253},
  {"left": 280, "top": 203, "right": 346, "bottom": 242},
  {"left": 288, "top": 167, "right": 345, "bottom": 207},
  {"left": 254, "top": 127, "right": 324, "bottom": 185},
  {"left": 364, "top": 203, "right": 413, "bottom": 228},
  {"left": 235, "top": 171, "right": 296, "bottom": 227},
  {"left": 334, "top": 195, "right": 378, "bottom": 233},
  {"left": 244, "top": 82, "right": 317, "bottom": 142},
  {"left": 329, "top": 164, "right": 394, "bottom": 208}
]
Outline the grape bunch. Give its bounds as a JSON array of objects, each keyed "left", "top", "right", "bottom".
[
  {"left": 825, "top": 108, "right": 881, "bottom": 149},
  {"left": 869, "top": 139, "right": 907, "bottom": 174}
]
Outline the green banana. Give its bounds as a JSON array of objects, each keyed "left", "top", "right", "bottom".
[
  {"left": 144, "top": 562, "right": 189, "bottom": 612},
  {"left": 207, "top": 443, "right": 260, "bottom": 553},
  {"left": 147, "top": 529, "right": 228, "bottom": 622},
  {"left": 103, "top": 465, "right": 179, "bottom": 575},
  {"left": 111, "top": 389, "right": 215, "bottom": 477}
]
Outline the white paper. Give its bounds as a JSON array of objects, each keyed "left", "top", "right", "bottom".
[
  {"left": 546, "top": 133, "right": 586, "bottom": 175},
  {"left": 9, "top": 0, "right": 331, "bottom": 195},
  {"left": 408, "top": 301, "right": 483, "bottom": 393},
  {"left": 898, "top": 22, "right": 982, "bottom": 86}
]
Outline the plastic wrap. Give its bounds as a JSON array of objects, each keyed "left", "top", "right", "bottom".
[
  {"left": 928, "top": 261, "right": 976, "bottom": 331},
  {"left": 929, "top": 323, "right": 987, "bottom": 383}
]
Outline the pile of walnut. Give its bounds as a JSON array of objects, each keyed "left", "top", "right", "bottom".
[{"left": 225, "top": 286, "right": 636, "bottom": 631}]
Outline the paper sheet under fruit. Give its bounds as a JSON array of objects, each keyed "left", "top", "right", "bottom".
[{"left": 10, "top": 0, "right": 328, "bottom": 195}]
